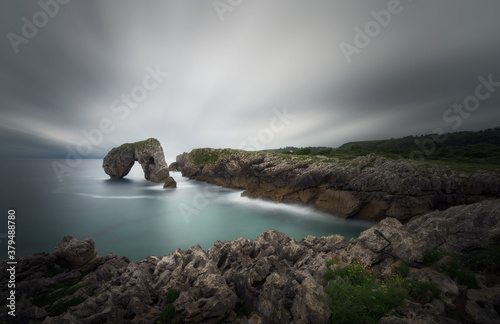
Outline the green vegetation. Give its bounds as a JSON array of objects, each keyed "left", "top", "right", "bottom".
[
  {"left": 393, "top": 262, "right": 410, "bottom": 278},
  {"left": 108, "top": 138, "right": 157, "bottom": 158},
  {"left": 423, "top": 244, "right": 500, "bottom": 288},
  {"left": 188, "top": 129, "right": 500, "bottom": 174},
  {"left": 267, "top": 129, "right": 500, "bottom": 173},
  {"left": 108, "top": 268, "right": 116, "bottom": 279},
  {"left": 31, "top": 271, "right": 88, "bottom": 316},
  {"left": 333, "top": 129, "right": 500, "bottom": 173},
  {"left": 190, "top": 148, "right": 221, "bottom": 165},
  {"left": 323, "top": 261, "right": 441, "bottom": 323},
  {"left": 295, "top": 147, "right": 312, "bottom": 155},
  {"left": 316, "top": 148, "right": 334, "bottom": 156},
  {"left": 159, "top": 288, "right": 181, "bottom": 324},
  {"left": 190, "top": 148, "right": 262, "bottom": 165}
]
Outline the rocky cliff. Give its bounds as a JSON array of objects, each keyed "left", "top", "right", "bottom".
[
  {"left": 102, "top": 138, "right": 176, "bottom": 186},
  {"left": 1, "top": 200, "right": 499, "bottom": 323},
  {"left": 179, "top": 149, "right": 500, "bottom": 221}
]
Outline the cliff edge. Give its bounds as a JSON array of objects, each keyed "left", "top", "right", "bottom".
[{"left": 179, "top": 149, "right": 500, "bottom": 221}]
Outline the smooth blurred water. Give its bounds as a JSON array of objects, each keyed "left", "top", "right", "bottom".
[{"left": 0, "top": 159, "right": 372, "bottom": 261}]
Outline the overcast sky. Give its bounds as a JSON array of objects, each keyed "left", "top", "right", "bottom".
[{"left": 1, "top": 0, "right": 499, "bottom": 162}]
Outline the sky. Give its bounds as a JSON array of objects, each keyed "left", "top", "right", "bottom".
[{"left": 1, "top": 0, "right": 500, "bottom": 163}]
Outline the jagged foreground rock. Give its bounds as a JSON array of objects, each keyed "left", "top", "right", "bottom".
[
  {"left": 1, "top": 200, "right": 499, "bottom": 323},
  {"left": 102, "top": 138, "right": 176, "bottom": 187},
  {"left": 178, "top": 149, "right": 500, "bottom": 221}
]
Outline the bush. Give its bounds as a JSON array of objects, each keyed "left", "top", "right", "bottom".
[
  {"left": 423, "top": 244, "right": 500, "bottom": 288},
  {"left": 439, "top": 253, "right": 477, "bottom": 288},
  {"left": 316, "top": 148, "right": 333, "bottom": 156},
  {"left": 159, "top": 304, "right": 176, "bottom": 323},
  {"left": 159, "top": 288, "right": 181, "bottom": 324},
  {"left": 324, "top": 261, "right": 375, "bottom": 286},
  {"left": 323, "top": 261, "right": 442, "bottom": 323},
  {"left": 393, "top": 262, "right": 410, "bottom": 278},
  {"left": 166, "top": 288, "right": 180, "bottom": 303},
  {"left": 324, "top": 264, "right": 406, "bottom": 324},
  {"left": 191, "top": 149, "right": 220, "bottom": 165},
  {"left": 295, "top": 148, "right": 312, "bottom": 155},
  {"left": 423, "top": 245, "right": 443, "bottom": 265}
]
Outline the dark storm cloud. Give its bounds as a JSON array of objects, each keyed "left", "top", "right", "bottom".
[{"left": 1, "top": 0, "right": 499, "bottom": 161}]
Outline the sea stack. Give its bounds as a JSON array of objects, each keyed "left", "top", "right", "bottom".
[{"left": 102, "top": 138, "right": 176, "bottom": 187}]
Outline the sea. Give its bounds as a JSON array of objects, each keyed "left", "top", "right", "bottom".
[{"left": 0, "top": 159, "right": 372, "bottom": 261}]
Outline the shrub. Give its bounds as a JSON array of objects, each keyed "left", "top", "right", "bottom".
[
  {"left": 166, "top": 287, "right": 180, "bottom": 303},
  {"left": 393, "top": 262, "right": 410, "bottom": 278},
  {"left": 323, "top": 261, "right": 442, "bottom": 323},
  {"left": 439, "top": 253, "right": 477, "bottom": 288},
  {"left": 316, "top": 148, "right": 333, "bottom": 156},
  {"left": 159, "top": 304, "right": 176, "bottom": 324},
  {"left": 324, "top": 261, "right": 375, "bottom": 286},
  {"left": 190, "top": 149, "right": 220, "bottom": 165},
  {"left": 423, "top": 245, "right": 443, "bottom": 265},
  {"left": 295, "top": 148, "right": 312, "bottom": 155},
  {"left": 325, "top": 271, "right": 405, "bottom": 323},
  {"left": 422, "top": 244, "right": 500, "bottom": 288},
  {"left": 159, "top": 288, "right": 181, "bottom": 324}
]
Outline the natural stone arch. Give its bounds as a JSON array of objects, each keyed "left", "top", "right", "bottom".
[{"left": 102, "top": 138, "right": 174, "bottom": 185}]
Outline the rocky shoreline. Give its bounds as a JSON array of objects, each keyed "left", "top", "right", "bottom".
[
  {"left": 1, "top": 200, "right": 499, "bottom": 323},
  {"left": 177, "top": 149, "right": 500, "bottom": 222}
]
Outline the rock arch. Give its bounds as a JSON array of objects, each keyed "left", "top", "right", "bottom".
[{"left": 102, "top": 138, "right": 174, "bottom": 185}]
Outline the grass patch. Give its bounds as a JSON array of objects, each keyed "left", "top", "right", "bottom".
[
  {"left": 423, "top": 244, "right": 500, "bottom": 288},
  {"left": 159, "top": 288, "right": 181, "bottom": 324},
  {"left": 189, "top": 148, "right": 264, "bottom": 165},
  {"left": 108, "top": 268, "right": 116, "bottom": 279},
  {"left": 393, "top": 262, "right": 410, "bottom": 278},
  {"left": 190, "top": 148, "right": 221, "bottom": 165},
  {"left": 31, "top": 272, "right": 88, "bottom": 316},
  {"left": 326, "top": 277, "right": 404, "bottom": 324},
  {"left": 423, "top": 245, "right": 443, "bottom": 265},
  {"left": 323, "top": 261, "right": 441, "bottom": 323}
]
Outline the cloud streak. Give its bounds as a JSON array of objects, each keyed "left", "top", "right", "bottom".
[{"left": 1, "top": 0, "right": 500, "bottom": 162}]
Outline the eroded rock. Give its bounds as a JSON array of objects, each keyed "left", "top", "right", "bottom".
[
  {"left": 465, "top": 286, "right": 500, "bottom": 324},
  {"left": 180, "top": 149, "right": 500, "bottom": 222},
  {"left": 102, "top": 138, "right": 170, "bottom": 183},
  {"left": 163, "top": 176, "right": 177, "bottom": 188},
  {"left": 2, "top": 200, "right": 499, "bottom": 323},
  {"left": 54, "top": 236, "right": 97, "bottom": 267}
]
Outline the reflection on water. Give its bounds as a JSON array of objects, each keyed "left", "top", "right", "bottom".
[{"left": 0, "top": 159, "right": 372, "bottom": 261}]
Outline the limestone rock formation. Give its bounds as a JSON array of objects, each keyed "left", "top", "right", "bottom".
[
  {"left": 168, "top": 162, "right": 178, "bottom": 171},
  {"left": 54, "top": 236, "right": 97, "bottom": 267},
  {"left": 163, "top": 176, "right": 177, "bottom": 188},
  {"left": 102, "top": 138, "right": 170, "bottom": 183},
  {"left": 174, "top": 152, "right": 188, "bottom": 172},
  {"left": 2, "top": 200, "right": 499, "bottom": 323},
  {"left": 180, "top": 149, "right": 500, "bottom": 221},
  {"left": 345, "top": 199, "right": 500, "bottom": 268}
]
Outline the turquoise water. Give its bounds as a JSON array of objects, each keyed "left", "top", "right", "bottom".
[{"left": 0, "top": 159, "right": 371, "bottom": 261}]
